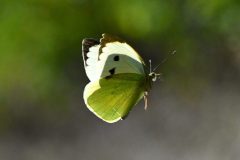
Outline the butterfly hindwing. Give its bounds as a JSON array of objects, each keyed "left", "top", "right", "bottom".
[{"left": 83, "top": 73, "right": 146, "bottom": 123}]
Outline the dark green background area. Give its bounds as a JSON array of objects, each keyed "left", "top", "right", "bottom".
[{"left": 0, "top": 0, "right": 240, "bottom": 159}]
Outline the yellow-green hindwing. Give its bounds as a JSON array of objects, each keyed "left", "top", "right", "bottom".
[{"left": 83, "top": 73, "right": 146, "bottom": 123}]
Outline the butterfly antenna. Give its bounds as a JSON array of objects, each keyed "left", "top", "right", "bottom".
[
  {"left": 153, "top": 50, "right": 176, "bottom": 72},
  {"left": 149, "top": 59, "right": 152, "bottom": 73}
]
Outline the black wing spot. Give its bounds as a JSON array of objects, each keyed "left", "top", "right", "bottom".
[
  {"left": 105, "top": 68, "right": 116, "bottom": 79},
  {"left": 114, "top": 55, "right": 119, "bottom": 61},
  {"left": 109, "top": 68, "right": 115, "bottom": 75}
]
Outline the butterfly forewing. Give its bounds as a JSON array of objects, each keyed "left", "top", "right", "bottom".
[{"left": 82, "top": 34, "right": 146, "bottom": 81}]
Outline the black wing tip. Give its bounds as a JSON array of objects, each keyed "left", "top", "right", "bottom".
[
  {"left": 82, "top": 38, "right": 100, "bottom": 62},
  {"left": 100, "top": 33, "right": 125, "bottom": 43},
  {"left": 82, "top": 38, "right": 99, "bottom": 50},
  {"left": 82, "top": 33, "right": 124, "bottom": 49},
  {"left": 99, "top": 33, "right": 125, "bottom": 54},
  {"left": 82, "top": 33, "right": 125, "bottom": 65}
]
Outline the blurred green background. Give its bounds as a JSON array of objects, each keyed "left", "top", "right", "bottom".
[{"left": 0, "top": 0, "right": 240, "bottom": 159}]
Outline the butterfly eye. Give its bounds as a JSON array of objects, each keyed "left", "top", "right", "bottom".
[{"left": 114, "top": 55, "right": 119, "bottom": 61}]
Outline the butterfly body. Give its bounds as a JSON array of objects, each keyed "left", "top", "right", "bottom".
[{"left": 82, "top": 34, "right": 158, "bottom": 123}]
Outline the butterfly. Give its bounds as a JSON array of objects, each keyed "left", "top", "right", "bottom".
[{"left": 82, "top": 33, "right": 160, "bottom": 123}]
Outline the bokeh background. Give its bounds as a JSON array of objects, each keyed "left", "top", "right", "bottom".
[{"left": 1, "top": 0, "right": 240, "bottom": 159}]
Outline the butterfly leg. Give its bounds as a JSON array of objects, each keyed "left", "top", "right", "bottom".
[{"left": 144, "top": 92, "right": 148, "bottom": 110}]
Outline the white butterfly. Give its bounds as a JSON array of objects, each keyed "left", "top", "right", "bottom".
[{"left": 82, "top": 33, "right": 160, "bottom": 123}]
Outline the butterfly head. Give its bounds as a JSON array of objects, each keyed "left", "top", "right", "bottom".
[
  {"left": 147, "top": 50, "right": 176, "bottom": 82},
  {"left": 148, "top": 60, "right": 161, "bottom": 82},
  {"left": 149, "top": 72, "right": 161, "bottom": 82}
]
